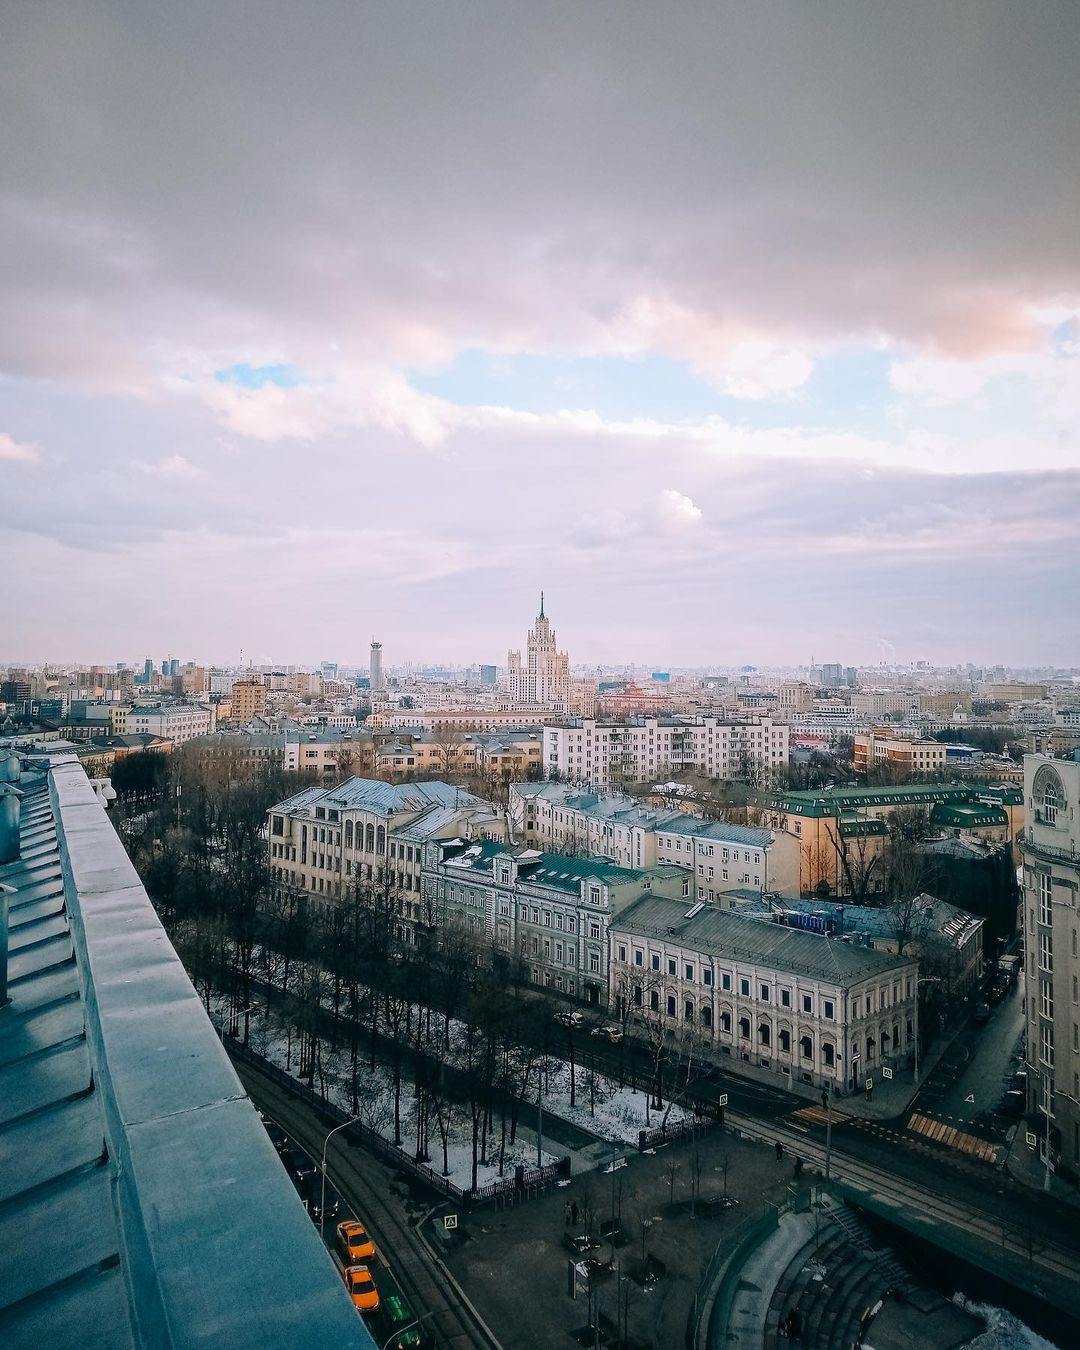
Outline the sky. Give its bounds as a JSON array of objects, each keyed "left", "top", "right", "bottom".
[{"left": 1, "top": 2, "right": 1079, "bottom": 669}]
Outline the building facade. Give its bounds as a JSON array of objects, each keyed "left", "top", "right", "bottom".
[
  {"left": 1021, "top": 756, "right": 1080, "bottom": 1184},
  {"left": 854, "top": 730, "right": 947, "bottom": 777},
  {"left": 609, "top": 895, "right": 918, "bottom": 1093},
  {"left": 542, "top": 716, "right": 790, "bottom": 788},
  {"left": 509, "top": 781, "right": 800, "bottom": 898},
  {"left": 230, "top": 678, "right": 267, "bottom": 723},
  {"left": 129, "top": 700, "right": 214, "bottom": 744}
]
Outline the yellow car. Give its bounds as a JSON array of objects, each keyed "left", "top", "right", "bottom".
[
  {"left": 343, "top": 1263, "right": 380, "bottom": 1312},
  {"left": 337, "top": 1218, "right": 376, "bottom": 1263}
]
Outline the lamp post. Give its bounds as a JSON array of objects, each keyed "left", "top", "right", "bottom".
[
  {"left": 912, "top": 976, "right": 942, "bottom": 1086},
  {"left": 320, "top": 1115, "right": 362, "bottom": 1238},
  {"left": 381, "top": 1312, "right": 435, "bottom": 1350}
]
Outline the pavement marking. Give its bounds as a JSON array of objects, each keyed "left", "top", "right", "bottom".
[{"left": 907, "top": 1112, "right": 1001, "bottom": 1166}]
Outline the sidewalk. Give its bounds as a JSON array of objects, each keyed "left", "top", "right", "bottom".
[
  {"left": 1003, "top": 1122, "right": 1080, "bottom": 1208},
  {"left": 830, "top": 1034, "right": 961, "bottom": 1123}
]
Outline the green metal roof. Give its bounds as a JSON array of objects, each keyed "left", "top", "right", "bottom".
[
  {"left": 765, "top": 782, "right": 1019, "bottom": 818},
  {"left": 930, "top": 803, "right": 1009, "bottom": 828}
]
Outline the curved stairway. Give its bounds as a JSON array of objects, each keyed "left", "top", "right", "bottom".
[{"left": 764, "top": 1204, "right": 918, "bottom": 1350}]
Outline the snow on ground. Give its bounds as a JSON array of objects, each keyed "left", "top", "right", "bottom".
[
  {"left": 211, "top": 994, "right": 557, "bottom": 1193},
  {"left": 534, "top": 1056, "right": 691, "bottom": 1145}
]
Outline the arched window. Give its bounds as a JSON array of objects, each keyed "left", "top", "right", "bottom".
[
  {"left": 1043, "top": 777, "right": 1059, "bottom": 825},
  {"left": 866, "top": 1034, "right": 876, "bottom": 1062},
  {"left": 376, "top": 825, "right": 386, "bottom": 853},
  {"left": 365, "top": 823, "right": 375, "bottom": 851},
  {"left": 881, "top": 1028, "right": 891, "bottom": 1052},
  {"left": 344, "top": 820, "right": 353, "bottom": 849}
]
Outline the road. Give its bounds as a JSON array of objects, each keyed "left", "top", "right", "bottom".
[{"left": 233, "top": 1055, "right": 501, "bottom": 1350}]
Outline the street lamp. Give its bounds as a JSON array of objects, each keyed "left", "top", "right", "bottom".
[
  {"left": 320, "top": 1115, "right": 362, "bottom": 1238},
  {"left": 912, "top": 977, "right": 942, "bottom": 1085},
  {"left": 227, "top": 1003, "right": 256, "bottom": 1040}
]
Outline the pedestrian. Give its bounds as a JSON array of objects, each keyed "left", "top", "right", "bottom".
[
  {"left": 564, "top": 1201, "right": 572, "bottom": 1226},
  {"left": 571, "top": 1201, "right": 579, "bottom": 1226},
  {"left": 775, "top": 1140, "right": 783, "bottom": 1162},
  {"left": 793, "top": 1156, "right": 804, "bottom": 1179}
]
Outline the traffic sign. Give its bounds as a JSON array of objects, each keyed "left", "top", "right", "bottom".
[
  {"left": 865, "top": 1078, "right": 873, "bottom": 1092},
  {"left": 1025, "top": 1131, "right": 1038, "bottom": 1148},
  {"left": 717, "top": 1093, "right": 729, "bottom": 1107},
  {"left": 964, "top": 1093, "right": 975, "bottom": 1104},
  {"left": 443, "top": 1214, "right": 459, "bottom": 1230},
  {"left": 882, "top": 1067, "right": 893, "bottom": 1081}
]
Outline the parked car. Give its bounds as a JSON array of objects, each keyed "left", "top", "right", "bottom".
[
  {"left": 343, "top": 1264, "right": 380, "bottom": 1312},
  {"left": 996, "top": 1090, "right": 1026, "bottom": 1118},
  {"left": 590, "top": 1023, "right": 623, "bottom": 1043},
  {"left": 263, "top": 1122, "right": 290, "bottom": 1155},
  {"left": 380, "top": 1293, "right": 430, "bottom": 1348},
  {"left": 555, "top": 1010, "right": 584, "bottom": 1028},
  {"left": 973, "top": 1002, "right": 991, "bottom": 1024},
  {"left": 338, "top": 1219, "right": 376, "bottom": 1264},
  {"left": 309, "top": 1184, "right": 341, "bottom": 1225}
]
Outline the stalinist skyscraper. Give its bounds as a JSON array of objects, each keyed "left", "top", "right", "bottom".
[{"left": 506, "top": 593, "right": 572, "bottom": 708}]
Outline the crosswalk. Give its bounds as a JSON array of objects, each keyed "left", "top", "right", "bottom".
[{"left": 789, "top": 1103, "right": 1003, "bottom": 1169}]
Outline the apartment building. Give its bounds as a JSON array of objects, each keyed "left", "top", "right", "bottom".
[
  {"left": 542, "top": 716, "right": 790, "bottom": 788},
  {"left": 266, "top": 777, "right": 507, "bottom": 917},
  {"left": 1021, "top": 756, "right": 1080, "bottom": 1184},
  {"left": 375, "top": 730, "right": 544, "bottom": 783},
  {"left": 230, "top": 678, "right": 268, "bottom": 723},
  {"left": 609, "top": 895, "right": 918, "bottom": 1093},
  {"left": 421, "top": 842, "right": 686, "bottom": 1005},
  {"left": 509, "top": 781, "right": 800, "bottom": 897},
  {"left": 853, "top": 729, "right": 947, "bottom": 777},
  {"left": 129, "top": 701, "right": 214, "bottom": 744},
  {"left": 369, "top": 708, "right": 559, "bottom": 732}
]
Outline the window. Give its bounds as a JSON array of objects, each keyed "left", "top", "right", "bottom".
[
  {"left": 759, "top": 1023, "right": 771, "bottom": 1046},
  {"left": 684, "top": 1000, "right": 694, "bottom": 1023},
  {"left": 720, "top": 1010, "right": 732, "bottom": 1033},
  {"left": 618, "top": 945, "right": 626, "bottom": 962},
  {"left": 802, "top": 994, "right": 813, "bottom": 1015},
  {"left": 702, "top": 1005, "right": 713, "bottom": 1028},
  {"left": 1040, "top": 931, "right": 1054, "bottom": 974},
  {"left": 650, "top": 990, "right": 660, "bottom": 1011},
  {"left": 800, "top": 1034, "right": 813, "bottom": 1060},
  {"left": 824, "top": 1000, "right": 834, "bottom": 1021},
  {"left": 685, "top": 963, "right": 694, "bottom": 981},
  {"left": 668, "top": 959, "right": 677, "bottom": 977},
  {"left": 634, "top": 949, "right": 644, "bottom": 967},
  {"left": 1040, "top": 1021, "right": 1054, "bottom": 1068},
  {"left": 760, "top": 984, "right": 770, "bottom": 1002},
  {"left": 652, "top": 953, "right": 661, "bottom": 971},
  {"left": 1042, "top": 777, "right": 1060, "bottom": 826},
  {"left": 589, "top": 921, "right": 601, "bottom": 940},
  {"left": 1041, "top": 980, "right": 1054, "bottom": 1019},
  {"left": 780, "top": 989, "right": 791, "bottom": 1008},
  {"left": 779, "top": 1028, "right": 791, "bottom": 1053},
  {"left": 589, "top": 885, "right": 601, "bottom": 904},
  {"left": 721, "top": 972, "right": 731, "bottom": 991},
  {"left": 822, "top": 1042, "right": 835, "bottom": 1068},
  {"left": 703, "top": 968, "right": 713, "bottom": 987},
  {"left": 589, "top": 952, "right": 600, "bottom": 974},
  {"left": 738, "top": 1017, "right": 751, "bottom": 1040},
  {"left": 1039, "top": 873, "right": 1052, "bottom": 927},
  {"left": 740, "top": 978, "right": 750, "bottom": 997}
]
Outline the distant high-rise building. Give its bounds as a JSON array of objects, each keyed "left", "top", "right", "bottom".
[
  {"left": 321, "top": 662, "right": 338, "bottom": 680},
  {"left": 230, "top": 678, "right": 267, "bottom": 724},
  {"left": 480, "top": 664, "right": 498, "bottom": 686},
  {"left": 370, "top": 641, "right": 386, "bottom": 693},
  {"left": 161, "top": 660, "right": 169, "bottom": 676},
  {"left": 169, "top": 658, "right": 180, "bottom": 677},
  {"left": 507, "top": 593, "right": 571, "bottom": 708},
  {"left": 821, "top": 663, "right": 844, "bottom": 687}
]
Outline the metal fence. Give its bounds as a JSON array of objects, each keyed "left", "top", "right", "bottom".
[
  {"left": 638, "top": 1116, "right": 711, "bottom": 1152},
  {"left": 227, "top": 1036, "right": 570, "bottom": 1208}
]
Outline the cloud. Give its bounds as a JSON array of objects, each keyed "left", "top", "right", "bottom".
[
  {"left": 654, "top": 489, "right": 703, "bottom": 531},
  {"left": 0, "top": 432, "right": 38, "bottom": 462},
  {"left": 134, "top": 454, "right": 204, "bottom": 479}
]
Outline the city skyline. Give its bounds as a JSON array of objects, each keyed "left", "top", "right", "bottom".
[{"left": 2, "top": 4, "right": 1079, "bottom": 663}]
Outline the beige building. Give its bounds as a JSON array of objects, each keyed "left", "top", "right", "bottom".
[
  {"left": 853, "top": 730, "right": 947, "bottom": 777},
  {"left": 267, "top": 777, "right": 508, "bottom": 922},
  {"left": 129, "top": 701, "right": 213, "bottom": 744},
  {"left": 506, "top": 595, "right": 572, "bottom": 709},
  {"left": 230, "top": 678, "right": 267, "bottom": 723},
  {"left": 1021, "top": 756, "right": 1080, "bottom": 1185},
  {"left": 610, "top": 895, "right": 918, "bottom": 1093},
  {"left": 369, "top": 708, "right": 559, "bottom": 732}
]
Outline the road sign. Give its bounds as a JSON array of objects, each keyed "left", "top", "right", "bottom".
[
  {"left": 964, "top": 1093, "right": 975, "bottom": 1104},
  {"left": 882, "top": 1067, "right": 893, "bottom": 1080},
  {"left": 865, "top": 1078, "right": 873, "bottom": 1092},
  {"left": 1025, "top": 1131, "right": 1038, "bottom": 1148},
  {"left": 717, "top": 1093, "right": 729, "bottom": 1107},
  {"left": 443, "top": 1214, "right": 458, "bottom": 1230}
]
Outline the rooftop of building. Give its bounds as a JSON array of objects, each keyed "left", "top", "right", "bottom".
[
  {"left": 764, "top": 781, "right": 1022, "bottom": 816},
  {"left": 613, "top": 894, "right": 915, "bottom": 985},
  {"left": 272, "top": 775, "right": 489, "bottom": 818},
  {"left": 0, "top": 741, "right": 370, "bottom": 1348},
  {"left": 730, "top": 893, "right": 983, "bottom": 951},
  {"left": 438, "top": 840, "right": 671, "bottom": 892},
  {"left": 929, "top": 802, "right": 1010, "bottom": 828}
]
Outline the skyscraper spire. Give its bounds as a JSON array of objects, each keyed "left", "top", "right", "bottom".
[{"left": 539, "top": 590, "right": 545, "bottom": 619}]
